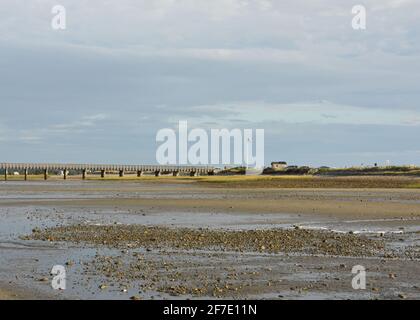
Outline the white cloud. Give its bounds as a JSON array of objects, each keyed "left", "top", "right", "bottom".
[
  {"left": 372, "top": 0, "right": 417, "bottom": 10},
  {"left": 177, "top": 101, "right": 420, "bottom": 127},
  {"left": 0, "top": 114, "right": 109, "bottom": 144},
  {"left": 51, "top": 113, "right": 108, "bottom": 130}
]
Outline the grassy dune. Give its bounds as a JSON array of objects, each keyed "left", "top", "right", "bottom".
[
  {"left": 194, "top": 175, "right": 420, "bottom": 189},
  {"left": 317, "top": 166, "right": 420, "bottom": 176}
]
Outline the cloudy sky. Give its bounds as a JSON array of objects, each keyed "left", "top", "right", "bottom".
[{"left": 0, "top": 0, "right": 419, "bottom": 166}]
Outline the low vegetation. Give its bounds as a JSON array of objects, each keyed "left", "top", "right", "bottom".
[{"left": 4, "top": 165, "right": 420, "bottom": 189}]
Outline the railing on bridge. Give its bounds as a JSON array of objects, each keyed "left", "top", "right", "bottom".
[{"left": 0, "top": 163, "right": 215, "bottom": 180}]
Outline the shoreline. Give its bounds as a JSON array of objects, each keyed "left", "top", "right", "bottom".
[
  {"left": 1, "top": 174, "right": 420, "bottom": 188},
  {"left": 1, "top": 195, "right": 420, "bottom": 219}
]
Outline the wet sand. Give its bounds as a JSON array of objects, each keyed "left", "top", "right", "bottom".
[
  {"left": 0, "top": 179, "right": 419, "bottom": 300},
  {"left": 0, "top": 288, "right": 18, "bottom": 299}
]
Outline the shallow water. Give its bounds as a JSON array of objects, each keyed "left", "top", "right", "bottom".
[{"left": 0, "top": 181, "right": 419, "bottom": 300}]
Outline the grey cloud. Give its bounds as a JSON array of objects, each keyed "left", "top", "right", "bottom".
[{"left": 0, "top": 1, "right": 419, "bottom": 166}]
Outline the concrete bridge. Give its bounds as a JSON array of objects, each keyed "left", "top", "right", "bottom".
[{"left": 0, "top": 163, "right": 215, "bottom": 180}]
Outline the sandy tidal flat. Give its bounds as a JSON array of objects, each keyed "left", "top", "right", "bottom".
[{"left": 0, "top": 179, "right": 419, "bottom": 300}]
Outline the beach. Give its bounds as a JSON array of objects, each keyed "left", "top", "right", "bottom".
[{"left": 0, "top": 176, "right": 419, "bottom": 299}]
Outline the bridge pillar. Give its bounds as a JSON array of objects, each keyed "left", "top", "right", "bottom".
[
  {"left": 173, "top": 171, "right": 179, "bottom": 177},
  {"left": 82, "top": 169, "right": 87, "bottom": 180},
  {"left": 137, "top": 170, "right": 143, "bottom": 177},
  {"left": 43, "top": 169, "right": 48, "bottom": 180},
  {"left": 63, "top": 169, "right": 68, "bottom": 180},
  {"left": 24, "top": 168, "right": 28, "bottom": 181},
  {"left": 4, "top": 169, "right": 7, "bottom": 181},
  {"left": 190, "top": 171, "right": 198, "bottom": 177},
  {"left": 101, "top": 170, "right": 105, "bottom": 178},
  {"left": 155, "top": 170, "right": 161, "bottom": 177},
  {"left": 119, "top": 170, "right": 124, "bottom": 177}
]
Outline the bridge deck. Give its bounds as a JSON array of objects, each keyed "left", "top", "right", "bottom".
[{"left": 1, "top": 163, "right": 215, "bottom": 180}]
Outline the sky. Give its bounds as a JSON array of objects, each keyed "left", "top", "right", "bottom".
[{"left": 0, "top": 0, "right": 419, "bottom": 167}]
